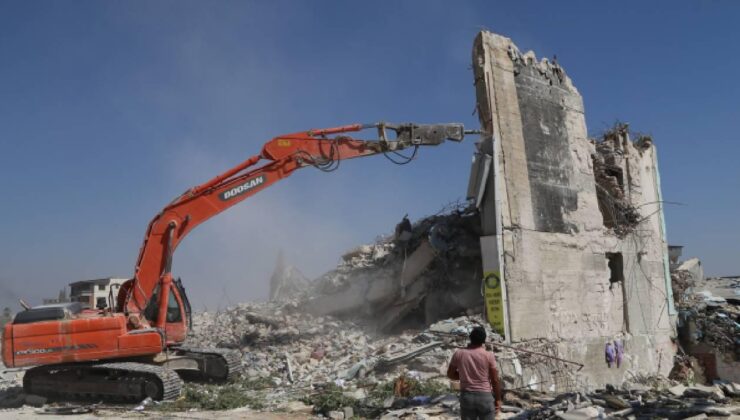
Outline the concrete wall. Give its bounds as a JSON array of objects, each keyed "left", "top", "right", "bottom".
[{"left": 471, "top": 31, "right": 676, "bottom": 390}]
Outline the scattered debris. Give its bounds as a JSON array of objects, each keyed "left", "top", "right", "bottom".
[
  {"left": 303, "top": 201, "right": 483, "bottom": 332},
  {"left": 672, "top": 266, "right": 739, "bottom": 382}
]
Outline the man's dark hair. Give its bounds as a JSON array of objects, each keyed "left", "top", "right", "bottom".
[{"left": 469, "top": 326, "right": 487, "bottom": 346}]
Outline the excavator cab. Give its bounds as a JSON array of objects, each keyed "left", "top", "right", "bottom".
[
  {"left": 164, "top": 278, "right": 192, "bottom": 342},
  {"left": 141, "top": 278, "right": 191, "bottom": 344},
  {"left": 173, "top": 278, "right": 192, "bottom": 329}
]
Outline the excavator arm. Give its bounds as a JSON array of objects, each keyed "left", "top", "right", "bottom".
[{"left": 123, "top": 122, "right": 477, "bottom": 329}]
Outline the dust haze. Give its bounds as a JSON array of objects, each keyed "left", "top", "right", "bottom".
[{"left": 167, "top": 143, "right": 453, "bottom": 312}]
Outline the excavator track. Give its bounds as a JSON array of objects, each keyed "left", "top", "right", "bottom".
[
  {"left": 173, "top": 346, "right": 243, "bottom": 382},
  {"left": 23, "top": 361, "right": 183, "bottom": 402}
]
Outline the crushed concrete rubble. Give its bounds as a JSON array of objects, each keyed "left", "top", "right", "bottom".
[
  {"left": 2, "top": 276, "right": 738, "bottom": 418},
  {"left": 302, "top": 201, "right": 484, "bottom": 332},
  {"left": 672, "top": 272, "right": 740, "bottom": 383},
  {"left": 591, "top": 123, "right": 645, "bottom": 238},
  {"left": 185, "top": 302, "right": 478, "bottom": 393},
  {"left": 494, "top": 380, "right": 740, "bottom": 420},
  {"left": 181, "top": 305, "right": 483, "bottom": 417},
  {"left": 181, "top": 301, "right": 740, "bottom": 419}
]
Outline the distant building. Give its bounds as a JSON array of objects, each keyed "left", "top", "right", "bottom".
[
  {"left": 69, "top": 278, "right": 128, "bottom": 309},
  {"left": 42, "top": 288, "right": 70, "bottom": 305}
]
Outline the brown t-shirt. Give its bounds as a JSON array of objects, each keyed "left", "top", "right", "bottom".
[{"left": 449, "top": 346, "right": 497, "bottom": 392}]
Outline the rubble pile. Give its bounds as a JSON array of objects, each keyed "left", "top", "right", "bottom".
[
  {"left": 184, "top": 302, "right": 485, "bottom": 411},
  {"left": 186, "top": 302, "right": 500, "bottom": 415},
  {"left": 183, "top": 304, "right": 620, "bottom": 418},
  {"left": 669, "top": 256, "right": 739, "bottom": 383},
  {"left": 492, "top": 381, "right": 740, "bottom": 420},
  {"left": 591, "top": 124, "right": 643, "bottom": 237},
  {"left": 676, "top": 276, "right": 740, "bottom": 357},
  {"left": 304, "top": 202, "right": 484, "bottom": 332}
]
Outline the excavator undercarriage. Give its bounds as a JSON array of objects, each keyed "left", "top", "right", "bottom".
[{"left": 22, "top": 348, "right": 242, "bottom": 401}]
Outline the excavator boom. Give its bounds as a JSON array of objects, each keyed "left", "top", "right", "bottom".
[{"left": 124, "top": 122, "right": 473, "bottom": 327}]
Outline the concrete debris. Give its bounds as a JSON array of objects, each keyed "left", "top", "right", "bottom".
[
  {"left": 182, "top": 298, "right": 740, "bottom": 418},
  {"left": 303, "top": 201, "right": 483, "bottom": 332},
  {"left": 184, "top": 301, "right": 467, "bottom": 408},
  {"left": 672, "top": 257, "right": 705, "bottom": 303},
  {"left": 591, "top": 124, "right": 644, "bottom": 238},
  {"left": 377, "top": 380, "right": 740, "bottom": 419},
  {"left": 186, "top": 304, "right": 499, "bottom": 382},
  {"left": 498, "top": 380, "right": 740, "bottom": 420},
  {"left": 673, "top": 272, "right": 739, "bottom": 382},
  {"left": 182, "top": 305, "right": 554, "bottom": 416}
]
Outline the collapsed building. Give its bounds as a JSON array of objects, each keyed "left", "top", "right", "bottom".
[{"left": 300, "top": 204, "right": 483, "bottom": 332}]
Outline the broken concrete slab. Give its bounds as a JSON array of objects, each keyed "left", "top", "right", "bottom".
[
  {"left": 303, "top": 205, "right": 483, "bottom": 330},
  {"left": 556, "top": 406, "right": 600, "bottom": 420},
  {"left": 719, "top": 382, "right": 740, "bottom": 397},
  {"left": 683, "top": 384, "right": 725, "bottom": 401},
  {"left": 668, "top": 384, "right": 687, "bottom": 397},
  {"left": 327, "top": 410, "right": 344, "bottom": 420}
]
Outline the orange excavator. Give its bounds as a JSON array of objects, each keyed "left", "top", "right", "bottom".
[{"left": 2, "top": 122, "right": 477, "bottom": 401}]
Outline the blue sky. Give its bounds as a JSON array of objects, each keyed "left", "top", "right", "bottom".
[{"left": 1, "top": 1, "right": 738, "bottom": 310}]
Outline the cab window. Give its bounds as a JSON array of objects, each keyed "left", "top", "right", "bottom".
[{"left": 166, "top": 289, "right": 182, "bottom": 323}]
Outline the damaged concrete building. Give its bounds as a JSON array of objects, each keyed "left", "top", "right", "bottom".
[
  {"left": 469, "top": 31, "right": 676, "bottom": 388},
  {"left": 272, "top": 30, "right": 680, "bottom": 392}
]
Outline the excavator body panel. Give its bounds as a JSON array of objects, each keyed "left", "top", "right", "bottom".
[{"left": 3, "top": 312, "right": 163, "bottom": 368}]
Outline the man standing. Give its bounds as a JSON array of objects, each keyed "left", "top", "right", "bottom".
[{"left": 447, "top": 326, "right": 502, "bottom": 420}]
